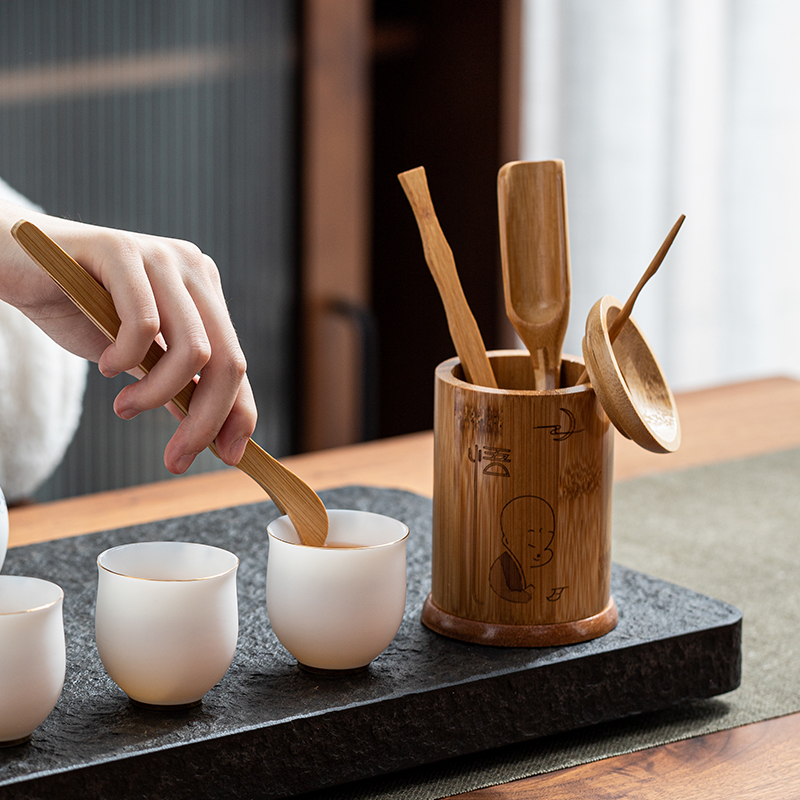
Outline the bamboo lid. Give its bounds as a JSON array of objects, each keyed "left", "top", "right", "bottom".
[{"left": 582, "top": 295, "right": 681, "bottom": 454}]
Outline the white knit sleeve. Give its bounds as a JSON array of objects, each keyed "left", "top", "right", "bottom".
[{"left": 0, "top": 179, "right": 88, "bottom": 502}]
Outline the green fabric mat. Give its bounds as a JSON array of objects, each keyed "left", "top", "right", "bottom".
[{"left": 302, "top": 447, "right": 800, "bottom": 799}]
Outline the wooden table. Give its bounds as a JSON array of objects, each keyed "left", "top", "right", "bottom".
[{"left": 9, "top": 377, "right": 800, "bottom": 798}]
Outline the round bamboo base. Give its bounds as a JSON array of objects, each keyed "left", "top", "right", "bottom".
[{"left": 421, "top": 593, "right": 618, "bottom": 647}]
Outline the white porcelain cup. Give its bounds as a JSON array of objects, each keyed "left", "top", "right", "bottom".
[
  {"left": 0, "top": 576, "right": 65, "bottom": 746},
  {"left": 266, "top": 509, "right": 409, "bottom": 673},
  {"left": 0, "top": 486, "right": 9, "bottom": 572},
  {"left": 95, "top": 541, "right": 239, "bottom": 708}
]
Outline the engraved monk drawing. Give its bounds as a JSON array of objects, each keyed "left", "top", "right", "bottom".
[{"left": 489, "top": 495, "right": 555, "bottom": 603}]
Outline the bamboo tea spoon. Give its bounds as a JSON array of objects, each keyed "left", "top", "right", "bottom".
[
  {"left": 11, "top": 220, "right": 329, "bottom": 547},
  {"left": 575, "top": 213, "right": 685, "bottom": 386},
  {"left": 398, "top": 167, "right": 497, "bottom": 388},
  {"left": 498, "top": 160, "right": 571, "bottom": 390}
]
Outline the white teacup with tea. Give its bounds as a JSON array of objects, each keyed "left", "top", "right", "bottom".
[{"left": 266, "top": 509, "right": 409, "bottom": 673}]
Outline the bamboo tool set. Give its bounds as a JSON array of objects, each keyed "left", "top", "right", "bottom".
[
  {"left": 399, "top": 160, "right": 683, "bottom": 647},
  {"left": 11, "top": 221, "right": 329, "bottom": 548}
]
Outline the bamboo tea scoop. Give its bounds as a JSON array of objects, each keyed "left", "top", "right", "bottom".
[
  {"left": 12, "top": 220, "right": 329, "bottom": 547},
  {"left": 398, "top": 166, "right": 497, "bottom": 388},
  {"left": 575, "top": 213, "right": 685, "bottom": 386},
  {"left": 498, "top": 160, "right": 571, "bottom": 390}
]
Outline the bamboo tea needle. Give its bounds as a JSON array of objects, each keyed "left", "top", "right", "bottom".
[{"left": 576, "top": 214, "right": 685, "bottom": 386}]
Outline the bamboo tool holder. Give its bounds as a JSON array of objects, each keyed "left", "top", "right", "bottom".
[
  {"left": 420, "top": 161, "right": 681, "bottom": 647},
  {"left": 422, "top": 351, "right": 617, "bottom": 647},
  {"left": 398, "top": 166, "right": 497, "bottom": 388},
  {"left": 11, "top": 220, "right": 329, "bottom": 547},
  {"left": 497, "top": 160, "right": 571, "bottom": 390}
]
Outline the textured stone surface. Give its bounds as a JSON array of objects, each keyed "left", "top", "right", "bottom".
[{"left": 0, "top": 487, "right": 741, "bottom": 799}]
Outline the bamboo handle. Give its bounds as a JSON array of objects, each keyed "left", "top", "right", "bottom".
[
  {"left": 11, "top": 220, "right": 329, "bottom": 546},
  {"left": 398, "top": 167, "right": 497, "bottom": 388}
]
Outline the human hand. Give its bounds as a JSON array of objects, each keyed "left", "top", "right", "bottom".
[{"left": 0, "top": 201, "right": 257, "bottom": 474}]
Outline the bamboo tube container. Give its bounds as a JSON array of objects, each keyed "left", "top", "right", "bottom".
[{"left": 421, "top": 351, "right": 618, "bottom": 647}]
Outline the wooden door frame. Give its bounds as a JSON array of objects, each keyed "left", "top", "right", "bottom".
[
  {"left": 299, "top": 0, "right": 521, "bottom": 451},
  {"left": 300, "top": 0, "right": 372, "bottom": 453}
]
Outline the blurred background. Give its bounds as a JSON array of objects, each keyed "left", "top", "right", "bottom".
[
  {"left": 523, "top": 0, "right": 800, "bottom": 397},
  {"left": 2, "top": 0, "right": 797, "bottom": 501},
  {"left": 1, "top": 0, "right": 297, "bottom": 499}
]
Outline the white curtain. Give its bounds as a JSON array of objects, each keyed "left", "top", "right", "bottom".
[{"left": 521, "top": 0, "right": 800, "bottom": 391}]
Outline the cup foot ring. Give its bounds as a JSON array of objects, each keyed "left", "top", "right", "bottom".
[
  {"left": 421, "top": 593, "right": 618, "bottom": 647},
  {"left": 298, "top": 662, "right": 370, "bottom": 677},
  {"left": 129, "top": 697, "right": 202, "bottom": 711},
  {"left": 0, "top": 735, "right": 31, "bottom": 748}
]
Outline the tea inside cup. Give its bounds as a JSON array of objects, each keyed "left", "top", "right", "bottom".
[
  {"left": 0, "top": 576, "right": 65, "bottom": 746},
  {"left": 95, "top": 541, "right": 239, "bottom": 709},
  {"left": 266, "top": 509, "right": 409, "bottom": 674}
]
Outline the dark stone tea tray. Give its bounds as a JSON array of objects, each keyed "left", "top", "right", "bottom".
[{"left": 0, "top": 487, "right": 741, "bottom": 799}]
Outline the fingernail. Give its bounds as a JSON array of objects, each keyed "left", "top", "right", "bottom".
[
  {"left": 116, "top": 405, "right": 138, "bottom": 421},
  {"left": 174, "top": 453, "right": 196, "bottom": 474},
  {"left": 229, "top": 437, "right": 248, "bottom": 465},
  {"left": 99, "top": 364, "right": 120, "bottom": 379}
]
